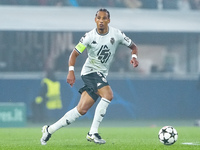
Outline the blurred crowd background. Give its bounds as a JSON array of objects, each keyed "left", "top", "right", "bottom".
[
  {"left": 0, "top": 0, "right": 200, "bottom": 10},
  {"left": 0, "top": 0, "right": 200, "bottom": 75}
]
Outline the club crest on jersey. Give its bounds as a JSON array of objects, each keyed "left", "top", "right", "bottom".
[{"left": 110, "top": 38, "right": 115, "bottom": 45}]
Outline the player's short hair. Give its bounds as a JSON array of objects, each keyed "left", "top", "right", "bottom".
[{"left": 95, "top": 8, "right": 110, "bottom": 19}]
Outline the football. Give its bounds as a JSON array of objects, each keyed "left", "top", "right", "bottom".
[{"left": 158, "top": 126, "right": 178, "bottom": 145}]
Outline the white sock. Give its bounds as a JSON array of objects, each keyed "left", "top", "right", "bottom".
[
  {"left": 48, "top": 107, "right": 81, "bottom": 134},
  {"left": 89, "top": 98, "right": 110, "bottom": 134}
]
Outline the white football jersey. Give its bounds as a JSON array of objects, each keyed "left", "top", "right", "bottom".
[{"left": 75, "top": 26, "right": 132, "bottom": 76}]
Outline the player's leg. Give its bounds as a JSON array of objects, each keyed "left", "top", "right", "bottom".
[
  {"left": 40, "top": 105, "right": 82, "bottom": 145},
  {"left": 76, "top": 91, "right": 96, "bottom": 115},
  {"left": 90, "top": 85, "right": 113, "bottom": 134},
  {"left": 97, "top": 85, "right": 113, "bottom": 101},
  {"left": 48, "top": 91, "right": 94, "bottom": 133},
  {"left": 40, "top": 91, "right": 94, "bottom": 145},
  {"left": 87, "top": 85, "right": 113, "bottom": 144}
]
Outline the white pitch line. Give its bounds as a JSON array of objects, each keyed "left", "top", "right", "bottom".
[{"left": 182, "top": 143, "right": 200, "bottom": 145}]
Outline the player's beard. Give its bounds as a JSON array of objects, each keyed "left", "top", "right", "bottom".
[
  {"left": 99, "top": 23, "right": 105, "bottom": 31},
  {"left": 99, "top": 28, "right": 104, "bottom": 32},
  {"left": 98, "top": 25, "right": 108, "bottom": 34},
  {"left": 97, "top": 27, "right": 105, "bottom": 34}
]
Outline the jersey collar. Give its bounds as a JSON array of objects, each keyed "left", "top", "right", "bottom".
[{"left": 96, "top": 27, "right": 109, "bottom": 36}]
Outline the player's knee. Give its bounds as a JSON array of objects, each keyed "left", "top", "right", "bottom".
[
  {"left": 79, "top": 109, "right": 87, "bottom": 115},
  {"left": 99, "top": 90, "right": 113, "bottom": 101},
  {"left": 103, "top": 94, "right": 113, "bottom": 101},
  {"left": 77, "top": 107, "right": 88, "bottom": 115},
  {"left": 107, "top": 91, "right": 113, "bottom": 101},
  {"left": 98, "top": 86, "right": 113, "bottom": 101}
]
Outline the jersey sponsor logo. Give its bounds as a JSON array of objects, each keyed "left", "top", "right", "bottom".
[
  {"left": 92, "top": 41, "right": 97, "bottom": 44},
  {"left": 97, "top": 45, "right": 111, "bottom": 63}
]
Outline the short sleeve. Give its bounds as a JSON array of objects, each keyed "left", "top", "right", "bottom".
[{"left": 119, "top": 31, "right": 132, "bottom": 47}]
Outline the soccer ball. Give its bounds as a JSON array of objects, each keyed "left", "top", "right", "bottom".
[{"left": 158, "top": 126, "right": 178, "bottom": 145}]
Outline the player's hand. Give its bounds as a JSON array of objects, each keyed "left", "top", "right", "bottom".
[
  {"left": 67, "top": 71, "right": 75, "bottom": 87},
  {"left": 130, "top": 58, "right": 139, "bottom": 68}
]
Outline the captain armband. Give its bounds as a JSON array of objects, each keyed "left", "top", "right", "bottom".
[{"left": 75, "top": 42, "right": 86, "bottom": 54}]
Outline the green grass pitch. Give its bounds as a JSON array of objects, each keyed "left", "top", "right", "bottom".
[{"left": 0, "top": 126, "right": 200, "bottom": 150}]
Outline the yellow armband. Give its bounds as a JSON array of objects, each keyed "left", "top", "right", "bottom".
[{"left": 75, "top": 42, "right": 86, "bottom": 53}]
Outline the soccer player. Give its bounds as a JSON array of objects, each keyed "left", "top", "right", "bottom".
[{"left": 40, "top": 8, "right": 139, "bottom": 145}]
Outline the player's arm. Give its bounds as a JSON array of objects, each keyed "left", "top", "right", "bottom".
[
  {"left": 67, "top": 49, "right": 79, "bottom": 87},
  {"left": 120, "top": 30, "right": 139, "bottom": 68},
  {"left": 129, "top": 42, "right": 139, "bottom": 68},
  {"left": 67, "top": 33, "right": 88, "bottom": 86}
]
